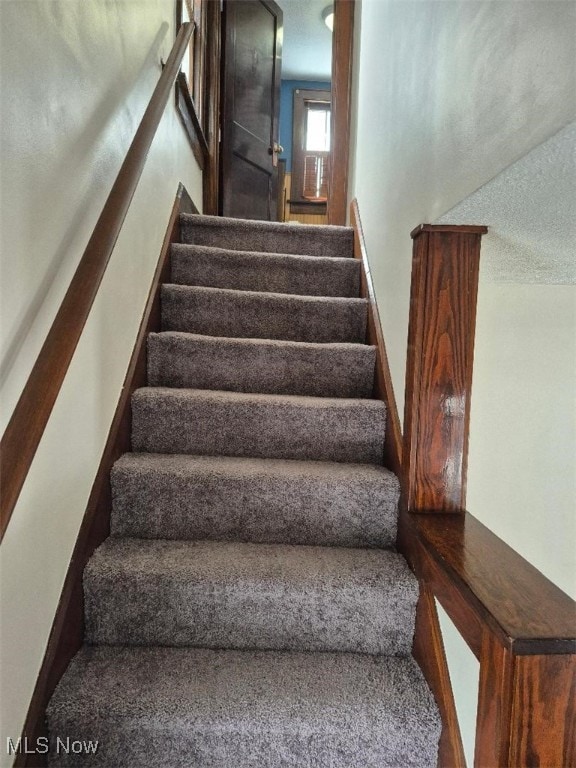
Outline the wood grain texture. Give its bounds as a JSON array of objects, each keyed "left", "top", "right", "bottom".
[
  {"left": 475, "top": 632, "right": 515, "bottom": 768},
  {"left": 350, "top": 199, "right": 402, "bottom": 476},
  {"left": 327, "top": 0, "right": 354, "bottom": 226},
  {"left": 411, "top": 512, "right": 576, "bottom": 657},
  {"left": 412, "top": 585, "right": 467, "bottom": 768},
  {"left": 398, "top": 509, "right": 484, "bottom": 659},
  {"left": 475, "top": 635, "right": 576, "bottom": 767},
  {"left": 509, "top": 653, "right": 576, "bottom": 767},
  {"left": 403, "top": 225, "right": 487, "bottom": 512},
  {"left": 0, "top": 23, "right": 193, "bottom": 542},
  {"left": 13, "top": 186, "right": 196, "bottom": 768}
]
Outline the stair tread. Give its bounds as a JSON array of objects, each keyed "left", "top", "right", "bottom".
[
  {"left": 162, "top": 283, "right": 366, "bottom": 304},
  {"left": 147, "top": 331, "right": 376, "bottom": 397},
  {"left": 149, "top": 330, "right": 374, "bottom": 352},
  {"left": 85, "top": 538, "right": 418, "bottom": 654},
  {"left": 113, "top": 451, "right": 396, "bottom": 480},
  {"left": 161, "top": 284, "right": 367, "bottom": 344},
  {"left": 48, "top": 645, "right": 441, "bottom": 767},
  {"left": 180, "top": 213, "right": 354, "bottom": 259},
  {"left": 132, "top": 386, "right": 386, "bottom": 411},
  {"left": 131, "top": 387, "right": 386, "bottom": 464},
  {"left": 171, "top": 243, "right": 360, "bottom": 297},
  {"left": 87, "top": 536, "right": 413, "bottom": 585}
]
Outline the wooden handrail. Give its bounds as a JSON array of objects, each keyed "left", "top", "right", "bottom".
[
  {"left": 405, "top": 512, "right": 576, "bottom": 658},
  {"left": 351, "top": 201, "right": 575, "bottom": 765},
  {"left": 398, "top": 222, "right": 575, "bottom": 766},
  {"left": 0, "top": 22, "right": 193, "bottom": 542},
  {"left": 401, "top": 510, "right": 576, "bottom": 766}
]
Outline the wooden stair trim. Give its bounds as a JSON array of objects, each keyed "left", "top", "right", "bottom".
[
  {"left": 350, "top": 199, "right": 403, "bottom": 477},
  {"left": 350, "top": 200, "right": 466, "bottom": 767},
  {"left": 13, "top": 185, "right": 196, "bottom": 768}
]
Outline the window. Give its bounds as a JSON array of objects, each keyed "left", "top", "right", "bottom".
[
  {"left": 177, "top": 0, "right": 206, "bottom": 124},
  {"left": 290, "top": 88, "right": 331, "bottom": 215},
  {"left": 175, "top": 0, "right": 209, "bottom": 169}
]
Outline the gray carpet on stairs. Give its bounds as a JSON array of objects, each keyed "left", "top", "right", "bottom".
[
  {"left": 131, "top": 387, "right": 386, "bottom": 463},
  {"left": 84, "top": 538, "right": 418, "bottom": 655},
  {"left": 111, "top": 453, "right": 400, "bottom": 547},
  {"left": 161, "top": 284, "right": 367, "bottom": 344},
  {"left": 180, "top": 213, "right": 354, "bottom": 259},
  {"left": 46, "top": 212, "right": 441, "bottom": 767},
  {"left": 47, "top": 646, "right": 441, "bottom": 768},
  {"left": 147, "top": 332, "right": 376, "bottom": 397},
  {"left": 171, "top": 244, "right": 361, "bottom": 297}
]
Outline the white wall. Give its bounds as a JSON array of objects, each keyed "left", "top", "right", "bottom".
[
  {"left": 349, "top": 0, "right": 576, "bottom": 762},
  {"left": 0, "top": 0, "right": 202, "bottom": 756},
  {"left": 349, "top": 0, "right": 575, "bottom": 415}
]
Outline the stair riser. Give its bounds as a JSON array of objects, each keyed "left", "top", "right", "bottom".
[
  {"left": 147, "top": 333, "right": 376, "bottom": 398},
  {"left": 46, "top": 729, "right": 430, "bottom": 768},
  {"left": 84, "top": 545, "right": 417, "bottom": 656},
  {"left": 131, "top": 389, "right": 386, "bottom": 464},
  {"left": 85, "top": 581, "right": 415, "bottom": 655},
  {"left": 111, "top": 458, "right": 399, "bottom": 547},
  {"left": 180, "top": 215, "right": 354, "bottom": 259},
  {"left": 171, "top": 244, "right": 361, "bottom": 297},
  {"left": 47, "top": 647, "right": 441, "bottom": 768},
  {"left": 161, "top": 285, "right": 367, "bottom": 344}
]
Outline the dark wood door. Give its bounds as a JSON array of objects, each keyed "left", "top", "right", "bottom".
[{"left": 220, "top": 0, "right": 283, "bottom": 220}]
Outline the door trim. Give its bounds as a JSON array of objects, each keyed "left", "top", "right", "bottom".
[
  {"left": 212, "top": 0, "right": 354, "bottom": 223},
  {"left": 328, "top": 0, "right": 354, "bottom": 225}
]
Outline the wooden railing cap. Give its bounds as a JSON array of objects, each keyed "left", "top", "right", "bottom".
[{"left": 410, "top": 223, "right": 489, "bottom": 239}]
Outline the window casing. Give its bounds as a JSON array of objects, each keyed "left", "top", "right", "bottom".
[
  {"left": 290, "top": 88, "right": 331, "bottom": 215},
  {"left": 175, "top": 0, "right": 209, "bottom": 168}
]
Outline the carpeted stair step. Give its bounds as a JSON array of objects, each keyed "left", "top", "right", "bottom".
[
  {"left": 171, "top": 244, "right": 361, "bottom": 297},
  {"left": 84, "top": 538, "right": 418, "bottom": 654},
  {"left": 180, "top": 212, "right": 354, "bottom": 259},
  {"left": 131, "top": 388, "right": 386, "bottom": 463},
  {"left": 47, "top": 645, "right": 441, "bottom": 768},
  {"left": 161, "top": 284, "right": 367, "bottom": 344},
  {"left": 110, "top": 454, "right": 400, "bottom": 547},
  {"left": 147, "top": 332, "right": 376, "bottom": 397}
]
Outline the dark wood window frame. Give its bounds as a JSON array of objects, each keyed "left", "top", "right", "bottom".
[
  {"left": 289, "top": 88, "right": 331, "bottom": 216},
  {"left": 175, "top": 0, "right": 209, "bottom": 170}
]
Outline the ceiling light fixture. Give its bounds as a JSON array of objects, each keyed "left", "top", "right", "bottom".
[{"left": 322, "top": 5, "right": 334, "bottom": 32}]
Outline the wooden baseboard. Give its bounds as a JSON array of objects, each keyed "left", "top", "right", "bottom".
[
  {"left": 350, "top": 199, "right": 402, "bottom": 477},
  {"left": 13, "top": 184, "right": 196, "bottom": 768}
]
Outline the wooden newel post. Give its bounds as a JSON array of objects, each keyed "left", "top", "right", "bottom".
[{"left": 403, "top": 224, "right": 487, "bottom": 512}]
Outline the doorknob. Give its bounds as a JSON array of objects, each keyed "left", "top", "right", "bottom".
[{"left": 269, "top": 142, "right": 284, "bottom": 168}]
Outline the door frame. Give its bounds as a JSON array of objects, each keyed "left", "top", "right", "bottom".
[
  {"left": 327, "top": 0, "right": 354, "bottom": 225},
  {"left": 206, "top": 0, "right": 355, "bottom": 224}
]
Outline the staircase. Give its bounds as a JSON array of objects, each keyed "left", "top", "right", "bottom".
[{"left": 47, "top": 214, "right": 441, "bottom": 767}]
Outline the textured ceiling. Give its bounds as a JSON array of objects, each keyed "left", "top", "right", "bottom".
[
  {"left": 436, "top": 122, "right": 576, "bottom": 284},
  {"left": 281, "top": 0, "right": 332, "bottom": 81}
]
